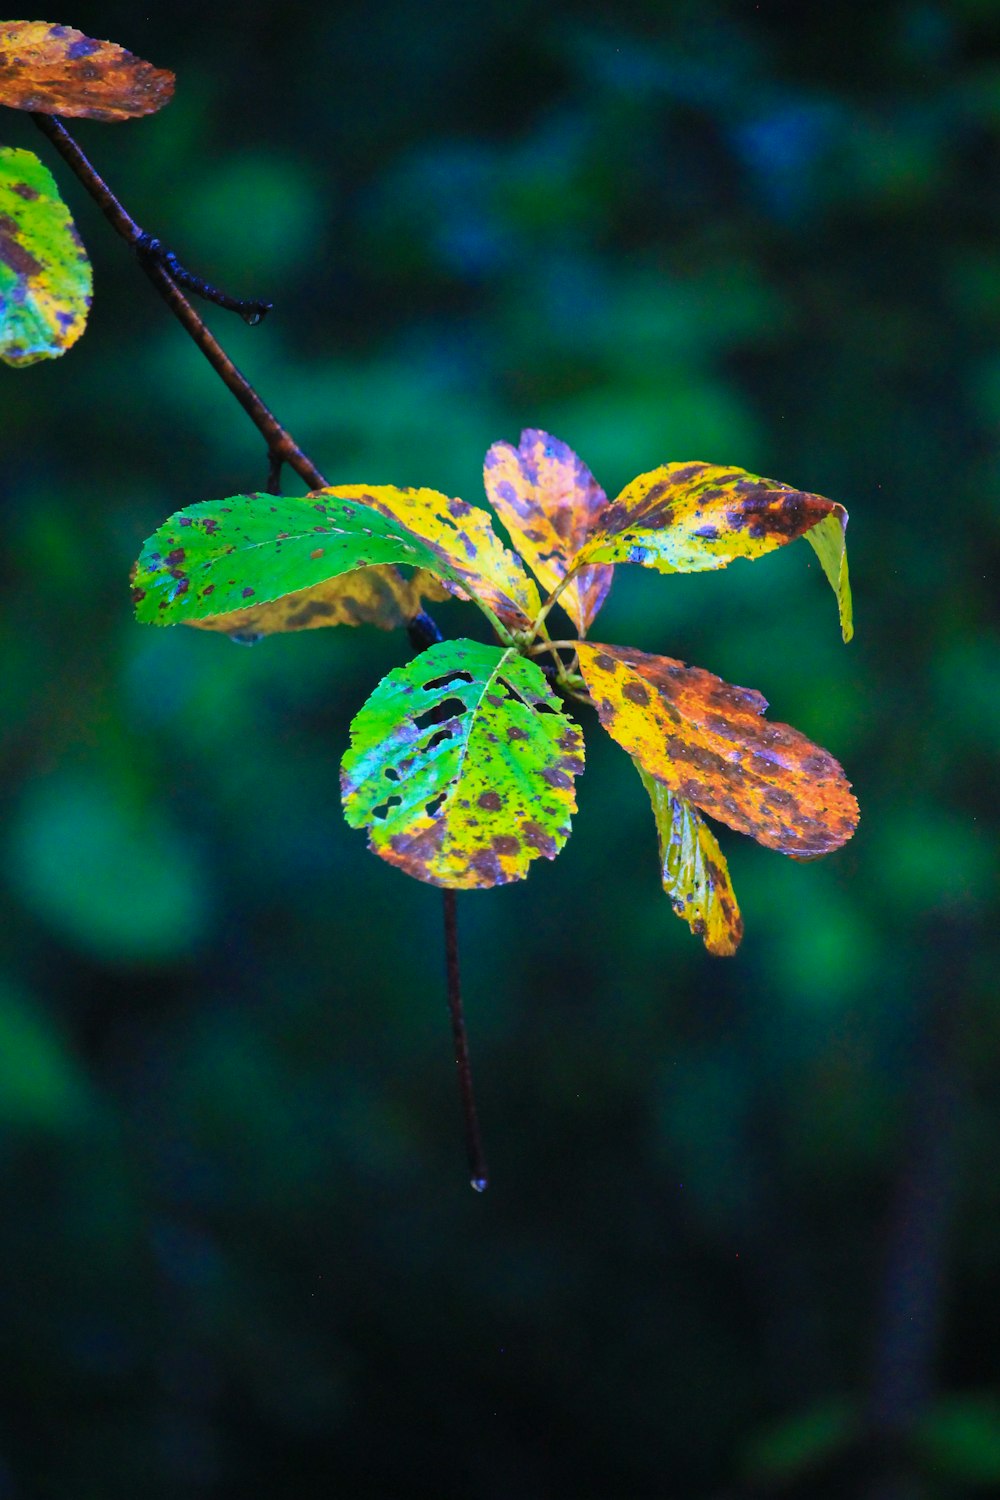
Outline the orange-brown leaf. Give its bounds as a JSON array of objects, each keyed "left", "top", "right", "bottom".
[
  {"left": 483, "top": 429, "right": 613, "bottom": 633},
  {"left": 578, "top": 642, "right": 858, "bottom": 858},
  {"left": 0, "top": 22, "right": 173, "bottom": 121}
]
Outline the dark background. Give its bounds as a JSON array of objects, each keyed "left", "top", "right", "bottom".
[{"left": 2, "top": 3, "right": 998, "bottom": 1496}]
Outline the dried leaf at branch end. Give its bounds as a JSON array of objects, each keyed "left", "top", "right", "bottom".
[{"left": 0, "top": 21, "right": 174, "bottom": 120}]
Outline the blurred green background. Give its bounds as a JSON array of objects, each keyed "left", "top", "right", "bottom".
[{"left": 2, "top": 2, "right": 999, "bottom": 1496}]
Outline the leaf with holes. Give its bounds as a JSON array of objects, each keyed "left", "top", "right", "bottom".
[
  {"left": 636, "top": 764, "right": 743, "bottom": 956},
  {"left": 340, "top": 639, "right": 584, "bottom": 889},
  {"left": 579, "top": 462, "right": 852, "bottom": 638},
  {"left": 0, "top": 145, "right": 91, "bottom": 365},
  {"left": 483, "top": 429, "right": 613, "bottom": 633},
  {"left": 0, "top": 21, "right": 173, "bottom": 120},
  {"left": 578, "top": 643, "right": 858, "bottom": 859},
  {"left": 133, "top": 488, "right": 537, "bottom": 634}
]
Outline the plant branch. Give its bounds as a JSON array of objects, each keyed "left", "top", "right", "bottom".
[
  {"left": 32, "top": 114, "right": 492, "bottom": 1196},
  {"left": 32, "top": 112, "right": 326, "bottom": 492},
  {"left": 442, "top": 889, "right": 489, "bottom": 1192}
]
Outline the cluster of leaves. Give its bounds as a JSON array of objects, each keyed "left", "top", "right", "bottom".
[
  {"left": 134, "top": 429, "right": 857, "bottom": 954},
  {"left": 0, "top": 20, "right": 173, "bottom": 364}
]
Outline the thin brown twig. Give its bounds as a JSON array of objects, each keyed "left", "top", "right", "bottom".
[
  {"left": 31, "top": 112, "right": 488, "bottom": 1191},
  {"left": 31, "top": 112, "right": 326, "bottom": 492}
]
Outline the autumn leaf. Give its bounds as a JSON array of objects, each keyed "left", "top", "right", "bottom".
[
  {"left": 313, "top": 485, "right": 540, "bottom": 632},
  {"left": 131, "top": 488, "right": 535, "bottom": 634},
  {"left": 578, "top": 642, "right": 858, "bottom": 858},
  {"left": 636, "top": 764, "right": 743, "bottom": 956},
  {"left": 181, "top": 569, "right": 444, "bottom": 639},
  {"left": 579, "top": 462, "right": 853, "bottom": 640},
  {"left": 483, "top": 429, "right": 613, "bottom": 633},
  {"left": 0, "top": 21, "right": 173, "bottom": 120},
  {"left": 0, "top": 145, "right": 91, "bottom": 365},
  {"left": 341, "top": 639, "right": 584, "bottom": 888}
]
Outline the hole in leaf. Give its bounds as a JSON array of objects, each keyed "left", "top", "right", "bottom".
[
  {"left": 497, "top": 676, "right": 528, "bottom": 706},
  {"left": 372, "top": 796, "right": 402, "bottom": 821},
  {"left": 425, "top": 793, "right": 446, "bottom": 818},
  {"left": 385, "top": 768, "right": 400, "bottom": 781},
  {"left": 422, "top": 671, "right": 474, "bottom": 691},
  {"left": 413, "top": 697, "right": 466, "bottom": 731},
  {"left": 423, "top": 727, "right": 455, "bottom": 753}
]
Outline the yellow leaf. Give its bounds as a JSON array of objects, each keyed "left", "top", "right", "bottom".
[
  {"left": 636, "top": 764, "right": 743, "bottom": 956},
  {"left": 314, "top": 484, "right": 540, "bottom": 632}
]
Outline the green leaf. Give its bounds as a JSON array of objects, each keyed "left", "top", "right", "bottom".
[
  {"left": 636, "top": 764, "right": 743, "bottom": 955},
  {"left": 578, "top": 461, "right": 851, "bottom": 635},
  {"left": 133, "top": 486, "right": 537, "bottom": 634},
  {"left": 804, "top": 510, "right": 853, "bottom": 642},
  {"left": 341, "top": 639, "right": 584, "bottom": 888},
  {"left": 0, "top": 145, "right": 92, "bottom": 366}
]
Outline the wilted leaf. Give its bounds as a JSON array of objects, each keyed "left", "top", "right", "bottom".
[
  {"left": 319, "top": 484, "right": 540, "bottom": 632},
  {"left": 0, "top": 21, "right": 173, "bottom": 120},
  {"left": 0, "top": 145, "right": 90, "bottom": 365},
  {"left": 133, "top": 488, "right": 538, "bottom": 634},
  {"left": 578, "top": 642, "right": 858, "bottom": 858},
  {"left": 636, "top": 764, "right": 743, "bottom": 955},
  {"left": 483, "top": 429, "right": 613, "bottom": 633},
  {"left": 341, "top": 639, "right": 584, "bottom": 888},
  {"left": 579, "top": 462, "right": 850, "bottom": 632}
]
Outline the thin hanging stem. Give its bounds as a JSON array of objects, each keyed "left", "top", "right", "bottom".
[
  {"left": 442, "top": 890, "right": 489, "bottom": 1192},
  {"left": 32, "top": 113, "right": 494, "bottom": 1194}
]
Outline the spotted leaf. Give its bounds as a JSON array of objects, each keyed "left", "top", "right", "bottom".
[
  {"left": 0, "top": 21, "right": 173, "bottom": 120},
  {"left": 341, "top": 639, "right": 584, "bottom": 889},
  {"left": 579, "top": 462, "right": 852, "bottom": 637},
  {"left": 131, "top": 490, "right": 521, "bottom": 632},
  {"left": 578, "top": 643, "right": 858, "bottom": 859},
  {"left": 483, "top": 429, "right": 613, "bottom": 633},
  {"left": 182, "top": 569, "right": 446, "bottom": 639},
  {"left": 0, "top": 145, "right": 90, "bottom": 365},
  {"left": 636, "top": 764, "right": 743, "bottom": 956},
  {"left": 321, "top": 485, "right": 540, "bottom": 632}
]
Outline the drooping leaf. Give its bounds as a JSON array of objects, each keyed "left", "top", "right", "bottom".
[
  {"left": 804, "top": 510, "right": 853, "bottom": 642},
  {"left": 320, "top": 485, "right": 540, "bottom": 632},
  {"left": 579, "top": 462, "right": 850, "bottom": 632},
  {"left": 483, "top": 429, "right": 613, "bottom": 633},
  {"left": 578, "top": 642, "right": 858, "bottom": 858},
  {"left": 0, "top": 21, "right": 173, "bottom": 120},
  {"left": 636, "top": 763, "right": 743, "bottom": 955},
  {"left": 133, "top": 488, "right": 538, "bottom": 634},
  {"left": 183, "top": 568, "right": 446, "bottom": 639},
  {"left": 341, "top": 639, "right": 584, "bottom": 889},
  {"left": 0, "top": 145, "right": 90, "bottom": 365}
]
